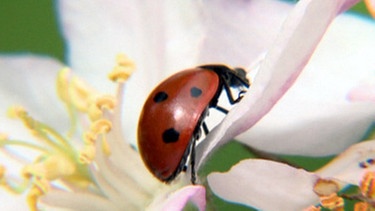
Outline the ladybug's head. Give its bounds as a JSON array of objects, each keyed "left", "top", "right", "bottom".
[{"left": 229, "top": 67, "right": 249, "bottom": 88}]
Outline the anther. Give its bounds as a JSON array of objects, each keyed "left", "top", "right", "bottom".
[
  {"left": 90, "top": 119, "right": 112, "bottom": 135},
  {"left": 108, "top": 54, "right": 135, "bottom": 82},
  {"left": 360, "top": 171, "right": 375, "bottom": 199}
]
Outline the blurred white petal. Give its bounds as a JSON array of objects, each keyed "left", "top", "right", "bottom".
[
  {"left": 347, "top": 82, "right": 375, "bottom": 102},
  {"left": 236, "top": 14, "right": 375, "bottom": 156},
  {"left": 0, "top": 55, "right": 66, "bottom": 129},
  {"left": 197, "top": 0, "right": 292, "bottom": 67}
]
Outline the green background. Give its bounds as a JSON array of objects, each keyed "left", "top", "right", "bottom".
[{"left": 0, "top": 1, "right": 371, "bottom": 210}]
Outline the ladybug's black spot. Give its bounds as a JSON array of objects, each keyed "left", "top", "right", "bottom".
[
  {"left": 153, "top": 91, "right": 168, "bottom": 103},
  {"left": 190, "top": 87, "right": 202, "bottom": 98},
  {"left": 162, "top": 128, "right": 180, "bottom": 143}
]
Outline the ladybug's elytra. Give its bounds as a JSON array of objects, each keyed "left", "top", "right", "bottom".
[{"left": 137, "top": 65, "right": 250, "bottom": 183}]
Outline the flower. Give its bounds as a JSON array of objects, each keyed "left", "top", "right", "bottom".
[
  {"left": 207, "top": 139, "right": 375, "bottom": 210},
  {"left": 1, "top": 0, "right": 375, "bottom": 210},
  {"left": 0, "top": 55, "right": 205, "bottom": 210}
]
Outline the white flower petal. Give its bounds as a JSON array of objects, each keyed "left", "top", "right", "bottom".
[
  {"left": 197, "top": 0, "right": 360, "bottom": 167},
  {"left": 208, "top": 159, "right": 319, "bottom": 210},
  {"left": 197, "top": 0, "right": 292, "bottom": 67},
  {"left": 0, "top": 189, "right": 28, "bottom": 211},
  {"left": 236, "top": 14, "right": 375, "bottom": 155},
  {"left": 0, "top": 54, "right": 66, "bottom": 129},
  {"left": 238, "top": 102, "right": 375, "bottom": 156},
  {"left": 316, "top": 140, "right": 375, "bottom": 185},
  {"left": 41, "top": 189, "right": 120, "bottom": 211},
  {"left": 90, "top": 137, "right": 152, "bottom": 210}
]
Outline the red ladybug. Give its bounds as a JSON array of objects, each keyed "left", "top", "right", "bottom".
[{"left": 137, "top": 65, "right": 249, "bottom": 183}]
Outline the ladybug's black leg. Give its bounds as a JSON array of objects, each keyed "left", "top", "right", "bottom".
[
  {"left": 190, "top": 138, "right": 197, "bottom": 184},
  {"left": 222, "top": 80, "right": 245, "bottom": 105},
  {"left": 215, "top": 106, "right": 229, "bottom": 114},
  {"left": 202, "top": 122, "right": 209, "bottom": 136}
]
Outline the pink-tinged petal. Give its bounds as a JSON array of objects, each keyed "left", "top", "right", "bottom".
[
  {"left": 0, "top": 54, "right": 66, "bottom": 129},
  {"left": 198, "top": 0, "right": 292, "bottom": 67},
  {"left": 197, "top": 0, "right": 360, "bottom": 167},
  {"left": 208, "top": 159, "right": 319, "bottom": 210},
  {"left": 236, "top": 14, "right": 375, "bottom": 156},
  {"left": 149, "top": 185, "right": 206, "bottom": 211},
  {"left": 316, "top": 140, "right": 375, "bottom": 185},
  {"left": 347, "top": 83, "right": 375, "bottom": 102},
  {"left": 365, "top": 0, "right": 375, "bottom": 18}
]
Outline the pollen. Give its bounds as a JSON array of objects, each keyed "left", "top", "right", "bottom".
[
  {"left": 360, "top": 171, "right": 375, "bottom": 198},
  {"left": 95, "top": 95, "right": 116, "bottom": 111},
  {"left": 79, "top": 119, "right": 112, "bottom": 163},
  {"left": 354, "top": 202, "right": 370, "bottom": 211},
  {"left": 79, "top": 144, "right": 96, "bottom": 164},
  {"left": 90, "top": 119, "right": 112, "bottom": 135},
  {"left": 108, "top": 53, "right": 135, "bottom": 82},
  {"left": 320, "top": 193, "right": 344, "bottom": 210},
  {"left": 88, "top": 95, "right": 116, "bottom": 121}
]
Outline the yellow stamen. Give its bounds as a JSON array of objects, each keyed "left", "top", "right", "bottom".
[
  {"left": 7, "top": 106, "right": 74, "bottom": 155},
  {"left": 320, "top": 193, "right": 344, "bottom": 210},
  {"left": 95, "top": 95, "right": 116, "bottom": 111},
  {"left": 79, "top": 144, "right": 96, "bottom": 164},
  {"left": 87, "top": 95, "right": 116, "bottom": 121},
  {"left": 83, "top": 131, "right": 96, "bottom": 144},
  {"left": 313, "top": 178, "right": 340, "bottom": 197},
  {"left": 27, "top": 182, "right": 49, "bottom": 211},
  {"left": 69, "top": 77, "right": 96, "bottom": 112},
  {"left": 90, "top": 119, "right": 112, "bottom": 136},
  {"left": 56, "top": 67, "right": 71, "bottom": 103},
  {"left": 365, "top": 0, "right": 375, "bottom": 18},
  {"left": 100, "top": 134, "right": 111, "bottom": 156},
  {"left": 354, "top": 202, "right": 370, "bottom": 211},
  {"left": 7, "top": 105, "right": 26, "bottom": 119},
  {"left": 1, "top": 54, "right": 139, "bottom": 210},
  {"left": 108, "top": 53, "right": 135, "bottom": 82},
  {"left": 88, "top": 102, "right": 103, "bottom": 121},
  {"left": 22, "top": 154, "right": 76, "bottom": 181},
  {"left": 79, "top": 119, "right": 112, "bottom": 163},
  {"left": 360, "top": 171, "right": 375, "bottom": 199}
]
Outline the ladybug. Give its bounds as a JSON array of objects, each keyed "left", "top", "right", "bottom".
[{"left": 137, "top": 65, "right": 250, "bottom": 183}]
